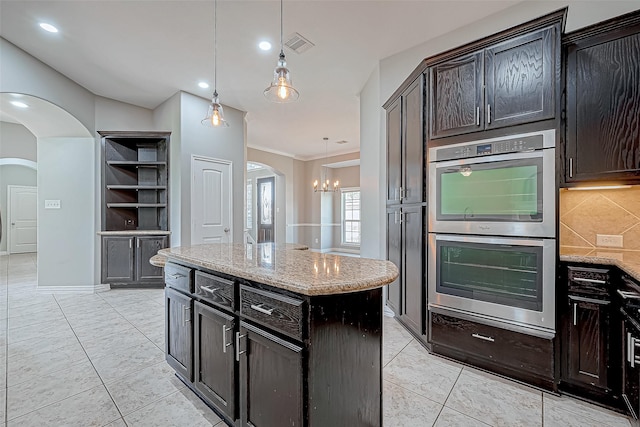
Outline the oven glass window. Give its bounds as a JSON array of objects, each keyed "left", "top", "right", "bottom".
[
  {"left": 437, "top": 158, "right": 542, "bottom": 222},
  {"left": 436, "top": 240, "right": 543, "bottom": 311}
]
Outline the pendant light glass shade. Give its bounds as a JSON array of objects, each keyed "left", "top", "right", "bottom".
[
  {"left": 202, "top": 91, "right": 229, "bottom": 128},
  {"left": 202, "top": 0, "right": 229, "bottom": 128},
  {"left": 264, "top": 0, "right": 299, "bottom": 103},
  {"left": 264, "top": 51, "right": 299, "bottom": 103}
]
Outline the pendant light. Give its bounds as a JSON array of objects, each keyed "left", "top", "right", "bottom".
[
  {"left": 264, "top": 0, "right": 299, "bottom": 103},
  {"left": 202, "top": 0, "right": 229, "bottom": 127},
  {"left": 313, "top": 138, "right": 339, "bottom": 193}
]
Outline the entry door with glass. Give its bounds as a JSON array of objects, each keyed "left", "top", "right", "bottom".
[{"left": 256, "top": 177, "right": 274, "bottom": 243}]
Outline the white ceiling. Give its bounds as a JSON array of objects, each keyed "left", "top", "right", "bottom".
[{"left": 0, "top": 0, "right": 522, "bottom": 159}]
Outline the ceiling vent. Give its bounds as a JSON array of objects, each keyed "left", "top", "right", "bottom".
[{"left": 285, "top": 32, "right": 315, "bottom": 54}]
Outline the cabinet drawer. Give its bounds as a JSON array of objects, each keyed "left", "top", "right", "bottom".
[
  {"left": 195, "top": 271, "right": 235, "bottom": 311},
  {"left": 431, "top": 313, "right": 553, "bottom": 378},
  {"left": 165, "top": 263, "right": 193, "bottom": 293},
  {"left": 568, "top": 266, "right": 610, "bottom": 297},
  {"left": 240, "top": 285, "right": 304, "bottom": 340}
]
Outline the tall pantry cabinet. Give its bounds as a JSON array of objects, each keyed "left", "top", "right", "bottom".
[
  {"left": 383, "top": 75, "right": 426, "bottom": 338},
  {"left": 99, "top": 131, "right": 171, "bottom": 287}
]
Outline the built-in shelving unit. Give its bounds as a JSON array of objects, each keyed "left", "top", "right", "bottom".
[{"left": 99, "top": 131, "right": 171, "bottom": 286}]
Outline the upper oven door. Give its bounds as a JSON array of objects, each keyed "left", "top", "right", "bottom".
[{"left": 429, "top": 147, "right": 555, "bottom": 237}]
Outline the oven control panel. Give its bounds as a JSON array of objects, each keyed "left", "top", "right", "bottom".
[{"left": 431, "top": 134, "right": 546, "bottom": 162}]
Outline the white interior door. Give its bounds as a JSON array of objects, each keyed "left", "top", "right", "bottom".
[
  {"left": 191, "top": 156, "right": 232, "bottom": 244},
  {"left": 8, "top": 185, "right": 37, "bottom": 253}
]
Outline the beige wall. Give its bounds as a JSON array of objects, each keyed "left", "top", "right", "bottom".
[{"left": 559, "top": 187, "right": 640, "bottom": 251}]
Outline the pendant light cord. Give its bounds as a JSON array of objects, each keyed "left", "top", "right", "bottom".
[
  {"left": 280, "top": 0, "right": 284, "bottom": 55},
  {"left": 214, "top": 0, "right": 218, "bottom": 94}
]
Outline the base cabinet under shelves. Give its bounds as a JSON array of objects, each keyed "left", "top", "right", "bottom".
[{"left": 101, "top": 235, "right": 168, "bottom": 285}]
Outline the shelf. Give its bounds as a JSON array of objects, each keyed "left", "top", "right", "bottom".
[
  {"left": 107, "top": 203, "right": 167, "bottom": 209},
  {"left": 106, "top": 161, "right": 166, "bottom": 168},
  {"left": 106, "top": 185, "right": 167, "bottom": 190}
]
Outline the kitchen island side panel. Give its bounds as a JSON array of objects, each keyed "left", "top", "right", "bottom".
[{"left": 308, "top": 288, "right": 383, "bottom": 427}]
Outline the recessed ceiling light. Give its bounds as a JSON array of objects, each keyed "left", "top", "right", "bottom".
[
  {"left": 10, "top": 101, "right": 29, "bottom": 109},
  {"left": 39, "top": 22, "right": 59, "bottom": 33},
  {"left": 198, "top": 82, "right": 210, "bottom": 89},
  {"left": 258, "top": 41, "right": 272, "bottom": 51}
]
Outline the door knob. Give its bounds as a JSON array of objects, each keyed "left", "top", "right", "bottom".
[
  {"left": 224, "top": 228, "right": 230, "bottom": 233},
  {"left": 11, "top": 223, "right": 15, "bottom": 226}
]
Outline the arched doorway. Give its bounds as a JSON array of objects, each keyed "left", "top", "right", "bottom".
[{"left": 0, "top": 93, "right": 98, "bottom": 291}]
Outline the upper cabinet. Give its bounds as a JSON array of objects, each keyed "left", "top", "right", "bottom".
[
  {"left": 563, "top": 12, "right": 640, "bottom": 184},
  {"left": 385, "top": 75, "right": 425, "bottom": 206},
  {"left": 429, "top": 12, "right": 562, "bottom": 140}
]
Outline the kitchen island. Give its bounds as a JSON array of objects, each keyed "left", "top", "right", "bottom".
[{"left": 159, "top": 243, "right": 398, "bottom": 427}]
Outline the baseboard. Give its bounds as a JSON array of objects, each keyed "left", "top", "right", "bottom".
[
  {"left": 36, "top": 284, "right": 111, "bottom": 294},
  {"left": 329, "top": 247, "right": 360, "bottom": 254}
]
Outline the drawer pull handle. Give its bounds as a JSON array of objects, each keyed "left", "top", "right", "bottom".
[
  {"left": 250, "top": 304, "right": 275, "bottom": 316},
  {"left": 471, "top": 333, "right": 494, "bottom": 343},
  {"left": 618, "top": 290, "right": 640, "bottom": 300},
  {"left": 201, "top": 285, "right": 220, "bottom": 293},
  {"left": 168, "top": 273, "right": 185, "bottom": 280},
  {"left": 222, "top": 325, "right": 232, "bottom": 353},
  {"left": 572, "top": 277, "right": 606, "bottom": 285},
  {"left": 236, "top": 332, "right": 246, "bottom": 361}
]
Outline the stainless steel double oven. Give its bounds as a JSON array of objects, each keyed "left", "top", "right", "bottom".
[{"left": 428, "top": 129, "right": 556, "bottom": 337}]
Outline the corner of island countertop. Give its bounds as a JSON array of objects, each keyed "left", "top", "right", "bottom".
[{"left": 158, "top": 243, "right": 398, "bottom": 296}]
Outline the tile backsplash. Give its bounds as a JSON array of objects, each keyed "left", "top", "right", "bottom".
[{"left": 559, "top": 186, "right": 640, "bottom": 251}]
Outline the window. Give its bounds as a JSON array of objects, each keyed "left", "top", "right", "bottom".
[{"left": 342, "top": 189, "right": 360, "bottom": 245}]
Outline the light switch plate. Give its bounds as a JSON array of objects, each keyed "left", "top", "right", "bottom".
[
  {"left": 44, "top": 199, "right": 61, "bottom": 209},
  {"left": 596, "top": 234, "right": 623, "bottom": 248}
]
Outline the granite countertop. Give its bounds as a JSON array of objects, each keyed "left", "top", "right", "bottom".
[
  {"left": 560, "top": 246, "right": 640, "bottom": 282},
  {"left": 98, "top": 230, "right": 172, "bottom": 236},
  {"left": 159, "top": 243, "right": 399, "bottom": 296}
]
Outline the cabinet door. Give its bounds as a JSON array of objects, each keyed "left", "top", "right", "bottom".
[
  {"left": 402, "top": 76, "right": 424, "bottom": 204},
  {"left": 386, "top": 98, "right": 402, "bottom": 205},
  {"left": 239, "top": 323, "right": 303, "bottom": 427},
  {"left": 430, "top": 51, "right": 484, "bottom": 139},
  {"left": 565, "top": 30, "right": 640, "bottom": 183},
  {"left": 135, "top": 235, "right": 168, "bottom": 282},
  {"left": 386, "top": 208, "right": 402, "bottom": 316},
  {"left": 165, "top": 287, "right": 192, "bottom": 381},
  {"left": 566, "top": 296, "right": 610, "bottom": 390},
  {"left": 485, "top": 26, "right": 556, "bottom": 129},
  {"left": 622, "top": 318, "right": 640, "bottom": 420},
  {"left": 193, "top": 301, "right": 236, "bottom": 421},
  {"left": 401, "top": 206, "right": 424, "bottom": 335},
  {"left": 101, "top": 236, "right": 134, "bottom": 283}
]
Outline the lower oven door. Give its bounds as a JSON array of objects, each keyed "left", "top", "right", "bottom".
[{"left": 428, "top": 233, "right": 556, "bottom": 335}]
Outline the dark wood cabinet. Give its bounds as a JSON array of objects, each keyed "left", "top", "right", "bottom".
[
  {"left": 101, "top": 236, "right": 134, "bottom": 282},
  {"left": 564, "top": 13, "right": 640, "bottom": 184},
  {"left": 429, "top": 17, "right": 560, "bottom": 139},
  {"left": 430, "top": 311, "right": 555, "bottom": 389},
  {"left": 385, "top": 206, "right": 424, "bottom": 337},
  {"left": 566, "top": 295, "right": 611, "bottom": 389},
  {"left": 560, "top": 264, "right": 620, "bottom": 405},
  {"left": 100, "top": 131, "right": 170, "bottom": 286},
  {"left": 430, "top": 51, "right": 483, "bottom": 138},
  {"left": 136, "top": 235, "right": 168, "bottom": 281},
  {"left": 164, "top": 258, "right": 384, "bottom": 427},
  {"left": 622, "top": 314, "right": 640, "bottom": 421},
  {"left": 165, "top": 286, "right": 193, "bottom": 381},
  {"left": 485, "top": 26, "right": 555, "bottom": 129},
  {"left": 239, "top": 322, "right": 303, "bottom": 427},
  {"left": 193, "top": 301, "right": 236, "bottom": 421},
  {"left": 102, "top": 234, "right": 168, "bottom": 285},
  {"left": 385, "top": 208, "right": 402, "bottom": 315},
  {"left": 385, "top": 75, "right": 424, "bottom": 205}
]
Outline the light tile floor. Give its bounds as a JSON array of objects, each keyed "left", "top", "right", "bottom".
[{"left": 0, "top": 253, "right": 633, "bottom": 426}]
